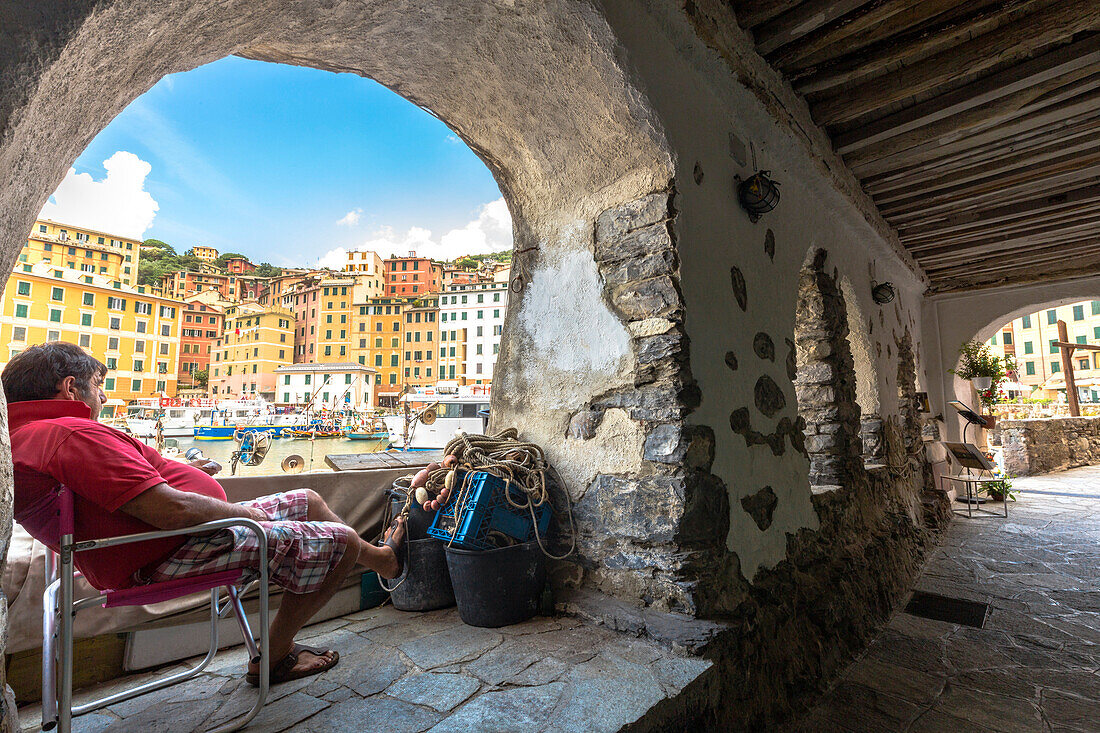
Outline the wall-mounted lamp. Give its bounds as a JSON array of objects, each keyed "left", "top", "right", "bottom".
[
  {"left": 871, "top": 280, "right": 895, "bottom": 304},
  {"left": 734, "top": 143, "right": 780, "bottom": 223}
]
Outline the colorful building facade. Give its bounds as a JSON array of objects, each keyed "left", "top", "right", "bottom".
[
  {"left": 179, "top": 300, "right": 224, "bottom": 391},
  {"left": 384, "top": 255, "right": 443, "bottom": 297},
  {"left": 208, "top": 304, "right": 294, "bottom": 401}
]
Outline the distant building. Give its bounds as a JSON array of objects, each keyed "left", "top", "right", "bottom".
[
  {"left": 361, "top": 296, "right": 407, "bottom": 405},
  {"left": 193, "top": 246, "right": 218, "bottom": 262},
  {"left": 223, "top": 256, "right": 256, "bottom": 275},
  {"left": 209, "top": 304, "right": 294, "bottom": 401},
  {"left": 402, "top": 296, "right": 439, "bottom": 388},
  {"left": 273, "top": 362, "right": 376, "bottom": 409},
  {"left": 160, "top": 270, "right": 241, "bottom": 301},
  {"left": 987, "top": 300, "right": 1100, "bottom": 402},
  {"left": 439, "top": 281, "right": 507, "bottom": 385},
  {"left": 0, "top": 261, "right": 180, "bottom": 409},
  {"left": 25, "top": 219, "right": 141, "bottom": 288},
  {"left": 179, "top": 300, "right": 224, "bottom": 391},
  {"left": 384, "top": 254, "right": 443, "bottom": 297}
]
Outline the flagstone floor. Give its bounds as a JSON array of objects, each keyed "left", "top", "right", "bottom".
[
  {"left": 789, "top": 465, "right": 1100, "bottom": 732},
  {"left": 18, "top": 606, "right": 712, "bottom": 732}
]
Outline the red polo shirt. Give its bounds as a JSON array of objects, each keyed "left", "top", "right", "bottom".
[{"left": 10, "top": 399, "right": 228, "bottom": 590}]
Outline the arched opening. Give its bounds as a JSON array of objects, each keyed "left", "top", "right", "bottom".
[
  {"left": 1, "top": 0, "right": 712, "bottom": 634},
  {"left": 838, "top": 276, "right": 883, "bottom": 463},
  {"left": 793, "top": 249, "right": 863, "bottom": 488}
]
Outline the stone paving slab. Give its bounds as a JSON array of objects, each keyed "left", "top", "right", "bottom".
[
  {"left": 19, "top": 605, "right": 712, "bottom": 732},
  {"left": 788, "top": 467, "right": 1100, "bottom": 732}
]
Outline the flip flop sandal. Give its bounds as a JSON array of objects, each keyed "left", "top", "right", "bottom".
[
  {"left": 245, "top": 642, "right": 339, "bottom": 687},
  {"left": 379, "top": 522, "right": 406, "bottom": 580}
]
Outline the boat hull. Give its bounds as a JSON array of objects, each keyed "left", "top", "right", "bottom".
[
  {"left": 194, "top": 425, "right": 288, "bottom": 441},
  {"left": 346, "top": 431, "right": 389, "bottom": 441}
]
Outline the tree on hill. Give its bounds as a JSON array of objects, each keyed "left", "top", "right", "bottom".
[
  {"left": 143, "top": 238, "right": 175, "bottom": 253},
  {"left": 455, "top": 256, "right": 478, "bottom": 270},
  {"left": 254, "top": 262, "right": 282, "bottom": 278}
]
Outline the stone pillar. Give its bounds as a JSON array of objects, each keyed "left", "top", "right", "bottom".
[{"left": 793, "top": 250, "right": 863, "bottom": 487}]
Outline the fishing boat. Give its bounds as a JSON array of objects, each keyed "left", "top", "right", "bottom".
[
  {"left": 193, "top": 397, "right": 308, "bottom": 440},
  {"left": 126, "top": 398, "right": 219, "bottom": 438},
  {"left": 284, "top": 427, "right": 345, "bottom": 439},
  {"left": 383, "top": 388, "right": 490, "bottom": 449},
  {"left": 346, "top": 417, "right": 389, "bottom": 441}
]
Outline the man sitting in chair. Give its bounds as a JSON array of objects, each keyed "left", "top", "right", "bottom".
[{"left": 4, "top": 342, "right": 405, "bottom": 685}]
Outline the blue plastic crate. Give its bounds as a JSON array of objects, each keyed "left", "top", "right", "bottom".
[{"left": 427, "top": 470, "right": 551, "bottom": 550}]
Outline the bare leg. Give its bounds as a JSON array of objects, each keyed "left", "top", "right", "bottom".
[
  {"left": 301, "top": 489, "right": 405, "bottom": 578},
  {"left": 248, "top": 532, "right": 358, "bottom": 677}
]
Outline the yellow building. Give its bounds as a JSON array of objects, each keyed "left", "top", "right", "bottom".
[
  {"left": 438, "top": 325, "right": 468, "bottom": 386},
  {"left": 352, "top": 297, "right": 406, "bottom": 405},
  {"left": 0, "top": 261, "right": 182, "bottom": 410},
  {"left": 22, "top": 219, "right": 141, "bottom": 288},
  {"left": 193, "top": 246, "right": 219, "bottom": 262},
  {"left": 317, "top": 277, "right": 355, "bottom": 362},
  {"left": 403, "top": 296, "right": 439, "bottom": 388},
  {"left": 208, "top": 304, "right": 294, "bottom": 401}
]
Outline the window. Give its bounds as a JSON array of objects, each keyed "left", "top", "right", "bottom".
[
  {"left": 1080, "top": 358, "right": 1090, "bottom": 370},
  {"left": 1002, "top": 331, "right": 1012, "bottom": 345},
  {"left": 1022, "top": 314, "right": 1032, "bottom": 329},
  {"left": 1074, "top": 305, "right": 1085, "bottom": 321},
  {"left": 1078, "top": 335, "right": 1087, "bottom": 345},
  {"left": 476, "top": 326, "right": 483, "bottom": 337},
  {"left": 79, "top": 334, "right": 90, "bottom": 348},
  {"left": 16, "top": 281, "right": 30, "bottom": 296},
  {"left": 136, "top": 321, "right": 147, "bottom": 333},
  {"left": 345, "top": 374, "right": 353, "bottom": 384},
  {"left": 476, "top": 344, "right": 483, "bottom": 355},
  {"left": 160, "top": 343, "right": 169, "bottom": 355},
  {"left": 83, "top": 292, "right": 94, "bottom": 306},
  {"left": 14, "top": 304, "right": 27, "bottom": 318},
  {"left": 105, "top": 377, "right": 115, "bottom": 391},
  {"left": 131, "top": 379, "right": 142, "bottom": 392},
  {"left": 390, "top": 355, "right": 399, "bottom": 367},
  {"left": 49, "top": 308, "right": 61, "bottom": 323},
  {"left": 1047, "top": 309, "right": 1058, "bottom": 325},
  {"left": 161, "top": 324, "right": 171, "bottom": 337},
  {"left": 1052, "top": 361, "right": 1061, "bottom": 372},
  {"left": 12, "top": 326, "right": 25, "bottom": 341},
  {"left": 1050, "top": 339, "right": 1060, "bottom": 354},
  {"left": 375, "top": 355, "right": 383, "bottom": 366},
  {"left": 135, "top": 302, "right": 151, "bottom": 315},
  {"left": 107, "top": 297, "right": 125, "bottom": 310},
  {"left": 108, "top": 337, "right": 119, "bottom": 350},
  {"left": 389, "top": 373, "right": 397, "bottom": 384},
  {"left": 133, "top": 360, "right": 143, "bottom": 372},
  {"left": 1024, "top": 341, "right": 1033, "bottom": 354},
  {"left": 324, "top": 346, "right": 332, "bottom": 356}
]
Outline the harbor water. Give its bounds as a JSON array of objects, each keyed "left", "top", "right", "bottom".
[{"left": 140, "top": 435, "right": 390, "bottom": 477}]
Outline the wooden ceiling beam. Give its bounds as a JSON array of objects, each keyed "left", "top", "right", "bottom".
[
  {"left": 833, "top": 34, "right": 1100, "bottom": 154},
  {"left": 872, "top": 133, "right": 1100, "bottom": 206},
  {"left": 846, "top": 81, "right": 1100, "bottom": 177},
  {"left": 731, "top": 0, "right": 803, "bottom": 31},
  {"left": 771, "top": 0, "right": 961, "bottom": 73},
  {"left": 914, "top": 218, "right": 1100, "bottom": 262},
  {"left": 931, "top": 257, "right": 1100, "bottom": 292},
  {"left": 794, "top": 0, "right": 1053, "bottom": 95},
  {"left": 927, "top": 238, "right": 1100, "bottom": 278},
  {"left": 880, "top": 157, "right": 1100, "bottom": 221},
  {"left": 903, "top": 202, "right": 1100, "bottom": 250},
  {"left": 754, "top": 0, "right": 874, "bottom": 56},
  {"left": 809, "top": 4, "right": 1100, "bottom": 127},
  {"left": 896, "top": 183, "right": 1100, "bottom": 240},
  {"left": 863, "top": 113, "right": 1100, "bottom": 195}
]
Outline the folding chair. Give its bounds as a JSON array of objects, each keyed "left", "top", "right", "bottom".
[{"left": 42, "top": 487, "right": 271, "bottom": 733}]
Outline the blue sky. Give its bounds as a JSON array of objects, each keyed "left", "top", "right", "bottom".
[{"left": 41, "top": 56, "right": 510, "bottom": 267}]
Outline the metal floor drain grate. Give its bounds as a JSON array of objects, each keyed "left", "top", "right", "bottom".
[{"left": 904, "top": 591, "right": 988, "bottom": 628}]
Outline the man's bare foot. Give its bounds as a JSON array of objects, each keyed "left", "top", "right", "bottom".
[{"left": 378, "top": 516, "right": 406, "bottom": 579}]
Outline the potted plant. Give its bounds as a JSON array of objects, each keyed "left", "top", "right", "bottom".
[
  {"left": 984, "top": 475, "right": 1015, "bottom": 502},
  {"left": 950, "top": 341, "right": 1016, "bottom": 426}
]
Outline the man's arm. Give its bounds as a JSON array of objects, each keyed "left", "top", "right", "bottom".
[{"left": 119, "top": 483, "right": 266, "bottom": 530}]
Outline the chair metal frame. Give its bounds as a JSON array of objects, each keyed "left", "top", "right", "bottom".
[{"left": 42, "top": 488, "right": 270, "bottom": 733}]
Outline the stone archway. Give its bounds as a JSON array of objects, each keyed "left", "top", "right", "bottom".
[
  {"left": 0, "top": 2, "right": 690, "bottom": 723},
  {"left": 839, "top": 276, "right": 883, "bottom": 462}
]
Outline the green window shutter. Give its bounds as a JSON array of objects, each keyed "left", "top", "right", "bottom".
[
  {"left": 1023, "top": 341, "right": 1033, "bottom": 354},
  {"left": 1025, "top": 362, "right": 1035, "bottom": 376},
  {"left": 81, "top": 313, "right": 92, "bottom": 327}
]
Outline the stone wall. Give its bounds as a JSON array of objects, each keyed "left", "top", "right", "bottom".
[
  {"left": 997, "top": 416, "right": 1100, "bottom": 476},
  {"left": 794, "top": 250, "right": 863, "bottom": 487}
]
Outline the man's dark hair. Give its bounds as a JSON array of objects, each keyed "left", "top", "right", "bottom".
[{"left": 1, "top": 342, "right": 108, "bottom": 403}]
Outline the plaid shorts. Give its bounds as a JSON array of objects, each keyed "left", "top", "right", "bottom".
[{"left": 139, "top": 489, "right": 351, "bottom": 595}]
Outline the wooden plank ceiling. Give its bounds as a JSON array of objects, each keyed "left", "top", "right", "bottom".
[{"left": 732, "top": 0, "right": 1100, "bottom": 292}]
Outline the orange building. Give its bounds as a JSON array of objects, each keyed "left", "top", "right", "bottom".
[
  {"left": 403, "top": 296, "right": 439, "bottom": 387},
  {"left": 224, "top": 256, "right": 256, "bottom": 275},
  {"left": 384, "top": 255, "right": 443, "bottom": 297},
  {"left": 179, "top": 300, "right": 223, "bottom": 391},
  {"left": 360, "top": 297, "right": 406, "bottom": 405}
]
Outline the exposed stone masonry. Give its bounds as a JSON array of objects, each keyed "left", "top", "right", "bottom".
[
  {"left": 794, "top": 250, "right": 863, "bottom": 486},
  {"left": 997, "top": 416, "right": 1100, "bottom": 476}
]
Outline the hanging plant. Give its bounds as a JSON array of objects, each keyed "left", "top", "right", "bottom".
[{"left": 950, "top": 341, "right": 1015, "bottom": 407}]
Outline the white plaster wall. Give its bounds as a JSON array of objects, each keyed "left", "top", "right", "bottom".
[
  {"left": 925, "top": 274, "right": 1100, "bottom": 441},
  {"left": 602, "top": 0, "right": 927, "bottom": 577}
]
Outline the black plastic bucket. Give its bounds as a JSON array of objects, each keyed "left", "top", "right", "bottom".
[
  {"left": 389, "top": 537, "right": 455, "bottom": 612},
  {"left": 387, "top": 488, "right": 435, "bottom": 541},
  {"left": 445, "top": 541, "right": 546, "bottom": 627}
]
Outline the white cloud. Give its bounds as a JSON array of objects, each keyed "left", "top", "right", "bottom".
[
  {"left": 39, "top": 151, "right": 159, "bottom": 239},
  {"left": 316, "top": 198, "right": 513, "bottom": 267},
  {"left": 336, "top": 208, "right": 362, "bottom": 227}
]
